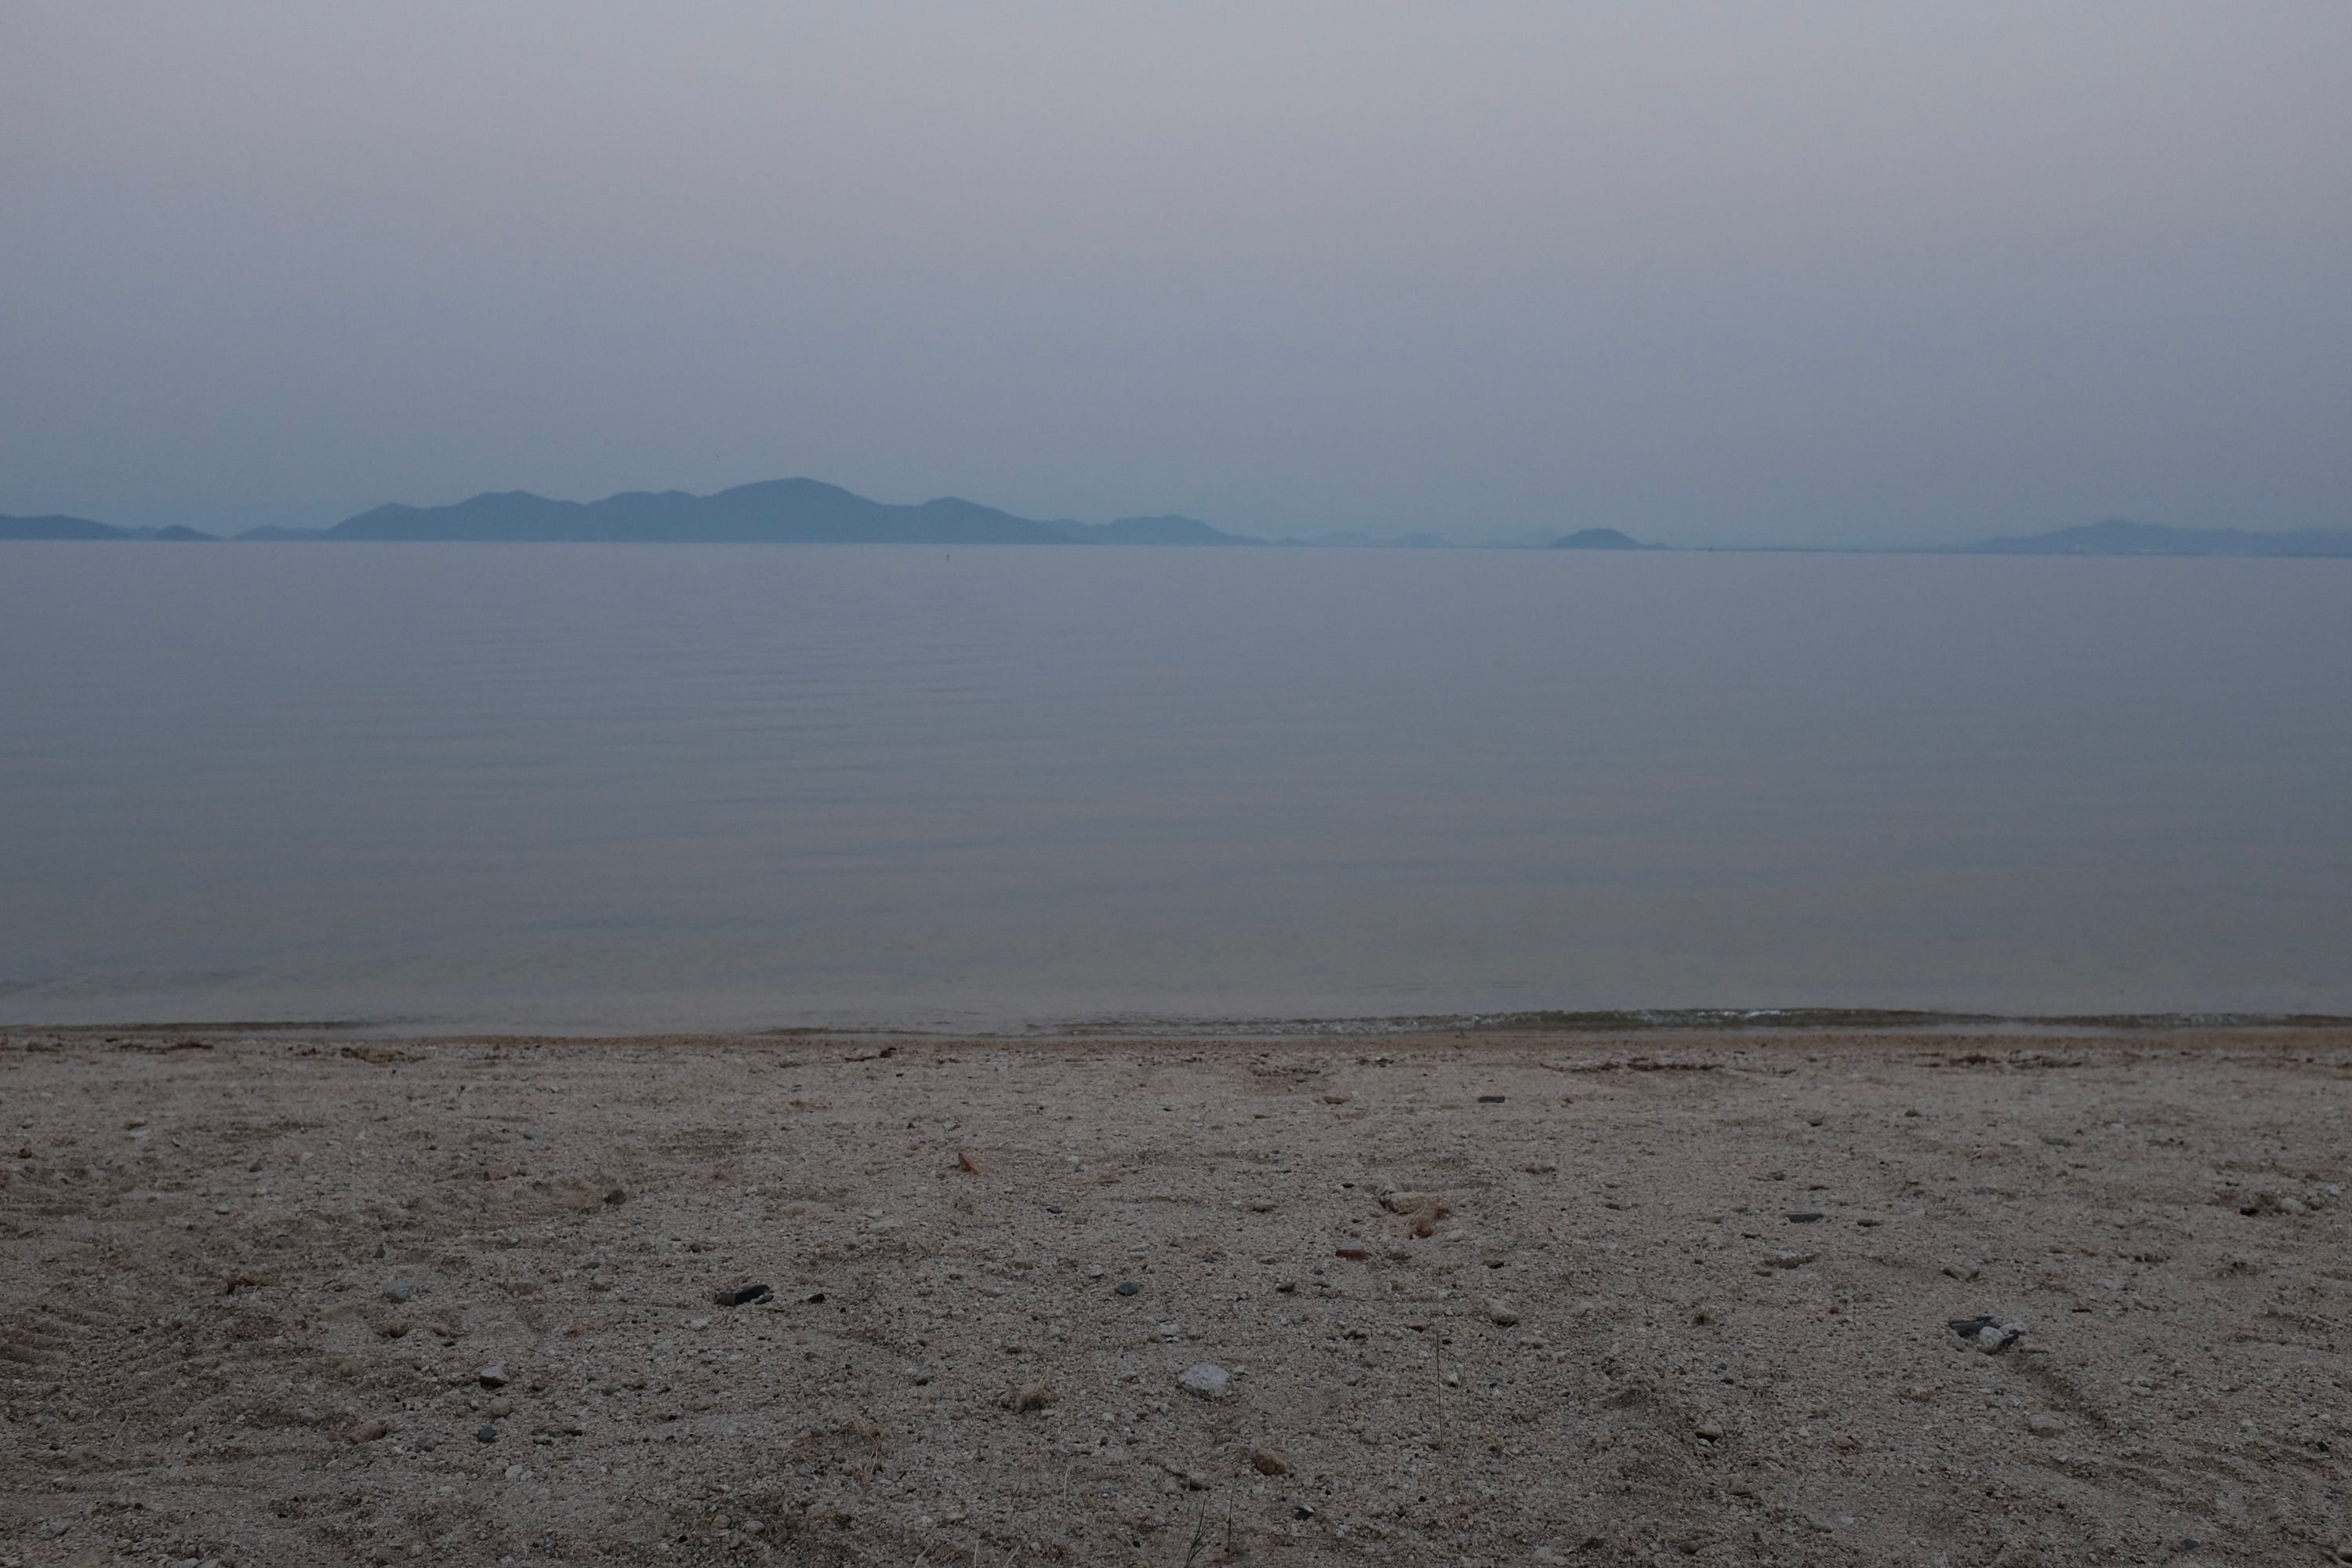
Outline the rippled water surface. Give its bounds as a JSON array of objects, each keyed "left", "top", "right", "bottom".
[{"left": 3, "top": 543, "right": 2347, "bottom": 1029}]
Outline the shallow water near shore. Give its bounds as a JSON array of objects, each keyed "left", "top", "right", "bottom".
[{"left": 3, "top": 543, "right": 2348, "bottom": 1030}]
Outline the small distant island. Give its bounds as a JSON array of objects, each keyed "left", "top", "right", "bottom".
[
  {"left": 6, "top": 491, "right": 2350, "bottom": 557},
  {"left": 1946, "top": 517, "right": 2352, "bottom": 557},
  {"left": 1551, "top": 528, "right": 1661, "bottom": 550}
]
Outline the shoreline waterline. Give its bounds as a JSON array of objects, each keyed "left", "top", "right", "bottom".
[{"left": 16, "top": 1005, "right": 2352, "bottom": 1042}]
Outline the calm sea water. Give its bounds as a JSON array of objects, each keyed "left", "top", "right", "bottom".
[{"left": 2, "top": 543, "right": 2347, "bottom": 1031}]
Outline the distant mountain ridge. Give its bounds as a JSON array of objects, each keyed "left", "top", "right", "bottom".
[
  {"left": 13, "top": 495, "right": 2352, "bottom": 556},
  {"left": 1954, "top": 517, "right": 2352, "bottom": 557},
  {"left": 325, "top": 479, "right": 1261, "bottom": 546},
  {"left": 0, "top": 513, "right": 213, "bottom": 541},
  {"left": 1068, "top": 514, "right": 1261, "bottom": 546},
  {"left": 0, "top": 513, "right": 124, "bottom": 540}
]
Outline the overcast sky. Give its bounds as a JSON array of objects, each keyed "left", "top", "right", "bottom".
[{"left": 3, "top": 3, "right": 2347, "bottom": 544}]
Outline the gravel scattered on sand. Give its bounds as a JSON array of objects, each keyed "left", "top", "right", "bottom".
[{"left": 3, "top": 1025, "right": 2347, "bottom": 1565}]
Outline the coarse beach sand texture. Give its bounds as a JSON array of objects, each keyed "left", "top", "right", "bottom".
[{"left": 4, "top": 1028, "right": 2349, "bottom": 1566}]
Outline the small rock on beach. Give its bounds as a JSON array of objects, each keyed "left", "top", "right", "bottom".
[{"left": 1178, "top": 1363, "right": 1232, "bottom": 1399}]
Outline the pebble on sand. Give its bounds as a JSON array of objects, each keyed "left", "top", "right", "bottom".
[
  {"left": 1485, "top": 1298, "right": 1520, "bottom": 1327},
  {"left": 1178, "top": 1363, "right": 1232, "bottom": 1399},
  {"left": 1949, "top": 1318, "right": 2025, "bottom": 1354},
  {"left": 477, "top": 1363, "right": 509, "bottom": 1388},
  {"left": 382, "top": 1277, "right": 416, "bottom": 1303},
  {"left": 712, "top": 1283, "right": 772, "bottom": 1307}
]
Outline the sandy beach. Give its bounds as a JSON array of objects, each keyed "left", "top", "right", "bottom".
[{"left": 4, "top": 1025, "right": 2349, "bottom": 1566}]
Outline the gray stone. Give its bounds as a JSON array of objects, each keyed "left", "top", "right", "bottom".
[{"left": 1177, "top": 1363, "right": 1231, "bottom": 1399}]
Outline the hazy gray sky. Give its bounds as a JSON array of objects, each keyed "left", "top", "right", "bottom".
[{"left": 4, "top": 3, "right": 2347, "bottom": 544}]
